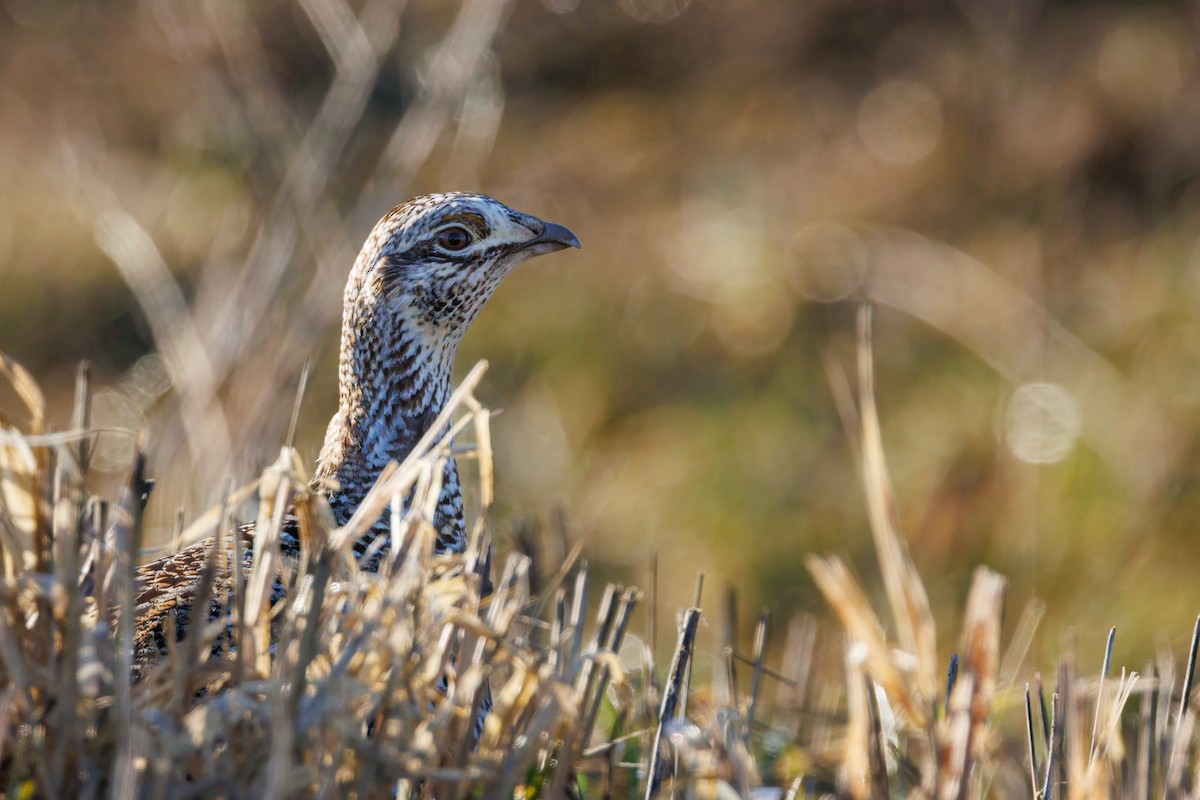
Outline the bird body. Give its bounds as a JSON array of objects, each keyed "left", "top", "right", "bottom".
[{"left": 132, "top": 193, "right": 579, "bottom": 649}]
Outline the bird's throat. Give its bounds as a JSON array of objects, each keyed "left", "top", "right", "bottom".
[{"left": 314, "top": 309, "right": 466, "bottom": 553}]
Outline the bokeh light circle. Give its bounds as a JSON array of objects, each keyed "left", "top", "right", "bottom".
[
  {"left": 857, "top": 79, "right": 943, "bottom": 165},
  {"left": 90, "top": 391, "right": 141, "bottom": 472},
  {"left": 1003, "top": 382, "right": 1082, "bottom": 465},
  {"left": 786, "top": 222, "right": 869, "bottom": 302},
  {"left": 710, "top": 285, "right": 794, "bottom": 358}
]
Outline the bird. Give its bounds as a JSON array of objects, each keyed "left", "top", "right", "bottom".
[{"left": 130, "top": 192, "right": 580, "bottom": 658}]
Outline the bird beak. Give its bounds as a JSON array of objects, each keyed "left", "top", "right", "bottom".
[{"left": 524, "top": 221, "right": 581, "bottom": 254}]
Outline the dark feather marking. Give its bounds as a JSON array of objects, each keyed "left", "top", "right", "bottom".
[{"left": 439, "top": 211, "right": 490, "bottom": 238}]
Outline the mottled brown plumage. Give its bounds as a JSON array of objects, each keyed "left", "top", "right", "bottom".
[{"left": 131, "top": 193, "right": 579, "bottom": 657}]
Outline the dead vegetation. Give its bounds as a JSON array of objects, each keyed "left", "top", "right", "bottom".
[{"left": 1, "top": 317, "right": 1199, "bottom": 799}]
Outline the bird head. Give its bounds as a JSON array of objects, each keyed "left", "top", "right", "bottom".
[{"left": 350, "top": 193, "right": 580, "bottom": 339}]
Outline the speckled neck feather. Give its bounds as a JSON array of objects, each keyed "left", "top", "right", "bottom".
[
  {"left": 312, "top": 266, "right": 466, "bottom": 554},
  {"left": 310, "top": 192, "right": 580, "bottom": 556}
]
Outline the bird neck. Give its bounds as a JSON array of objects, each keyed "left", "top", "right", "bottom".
[{"left": 314, "top": 289, "right": 466, "bottom": 553}]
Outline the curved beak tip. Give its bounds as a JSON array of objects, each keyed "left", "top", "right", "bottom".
[{"left": 539, "top": 221, "right": 581, "bottom": 251}]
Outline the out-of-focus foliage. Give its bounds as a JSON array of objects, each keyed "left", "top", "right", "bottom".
[{"left": 2, "top": 0, "right": 1200, "bottom": 667}]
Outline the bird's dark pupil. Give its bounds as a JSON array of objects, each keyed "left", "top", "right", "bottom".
[{"left": 438, "top": 227, "right": 470, "bottom": 250}]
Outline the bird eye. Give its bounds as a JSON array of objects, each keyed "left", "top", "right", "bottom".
[{"left": 436, "top": 226, "right": 472, "bottom": 252}]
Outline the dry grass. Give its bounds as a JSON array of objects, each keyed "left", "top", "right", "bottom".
[{"left": 2, "top": 329, "right": 1200, "bottom": 799}]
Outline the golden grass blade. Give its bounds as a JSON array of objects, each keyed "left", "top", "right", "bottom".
[
  {"left": 0, "top": 354, "right": 45, "bottom": 436},
  {"left": 244, "top": 454, "right": 294, "bottom": 675},
  {"left": 843, "top": 643, "right": 873, "bottom": 800},
  {"left": 1080, "top": 669, "right": 1140, "bottom": 797},
  {"left": 856, "top": 306, "right": 940, "bottom": 706},
  {"left": 0, "top": 425, "right": 38, "bottom": 566},
  {"left": 938, "top": 566, "right": 1006, "bottom": 800},
  {"left": 807, "top": 553, "right": 926, "bottom": 727},
  {"left": 1000, "top": 598, "right": 1047, "bottom": 691},
  {"left": 463, "top": 393, "right": 494, "bottom": 511}
]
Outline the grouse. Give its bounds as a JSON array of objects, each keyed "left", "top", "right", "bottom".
[{"left": 131, "top": 193, "right": 580, "bottom": 656}]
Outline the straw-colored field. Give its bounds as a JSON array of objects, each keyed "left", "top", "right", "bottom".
[{"left": 3, "top": 0, "right": 1200, "bottom": 796}]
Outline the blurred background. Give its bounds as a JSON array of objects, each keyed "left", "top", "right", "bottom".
[{"left": 2, "top": 0, "right": 1200, "bottom": 671}]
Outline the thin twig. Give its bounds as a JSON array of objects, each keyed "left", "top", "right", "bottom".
[{"left": 645, "top": 607, "right": 702, "bottom": 800}]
